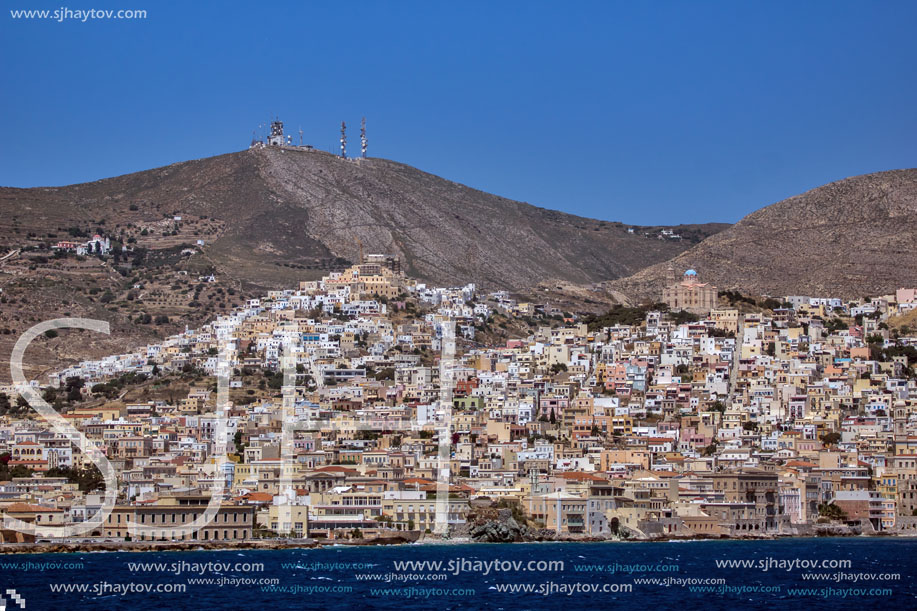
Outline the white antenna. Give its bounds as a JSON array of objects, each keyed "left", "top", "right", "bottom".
[
  {"left": 340, "top": 121, "right": 347, "bottom": 159},
  {"left": 360, "top": 117, "right": 367, "bottom": 159}
]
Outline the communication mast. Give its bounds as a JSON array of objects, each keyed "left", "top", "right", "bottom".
[
  {"left": 299, "top": 126, "right": 304, "bottom": 147},
  {"left": 268, "top": 119, "right": 284, "bottom": 146},
  {"left": 340, "top": 121, "right": 347, "bottom": 159},
  {"left": 360, "top": 117, "right": 367, "bottom": 159}
]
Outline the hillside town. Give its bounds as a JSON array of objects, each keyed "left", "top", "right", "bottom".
[{"left": 1, "top": 259, "right": 917, "bottom": 545}]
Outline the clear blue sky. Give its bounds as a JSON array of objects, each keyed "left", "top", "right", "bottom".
[{"left": 2, "top": 0, "right": 916, "bottom": 225}]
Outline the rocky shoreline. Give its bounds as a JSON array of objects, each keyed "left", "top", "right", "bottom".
[
  {"left": 1, "top": 517, "right": 912, "bottom": 555},
  {"left": 0, "top": 534, "right": 423, "bottom": 555}
]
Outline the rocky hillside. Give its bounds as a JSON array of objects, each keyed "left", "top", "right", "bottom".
[
  {"left": 0, "top": 147, "right": 724, "bottom": 382},
  {"left": 0, "top": 147, "right": 723, "bottom": 291},
  {"left": 612, "top": 169, "right": 917, "bottom": 300}
]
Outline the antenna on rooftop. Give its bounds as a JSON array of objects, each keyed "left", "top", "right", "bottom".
[
  {"left": 360, "top": 117, "right": 367, "bottom": 159},
  {"left": 340, "top": 121, "right": 347, "bottom": 159}
]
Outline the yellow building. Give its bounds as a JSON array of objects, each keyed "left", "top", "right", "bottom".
[{"left": 710, "top": 308, "right": 739, "bottom": 334}]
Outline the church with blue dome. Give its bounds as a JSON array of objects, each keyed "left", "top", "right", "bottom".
[{"left": 662, "top": 265, "right": 717, "bottom": 314}]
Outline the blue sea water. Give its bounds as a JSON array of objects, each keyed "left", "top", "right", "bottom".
[{"left": 2, "top": 538, "right": 916, "bottom": 610}]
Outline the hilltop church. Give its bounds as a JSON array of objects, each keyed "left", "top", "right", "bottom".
[{"left": 662, "top": 266, "right": 717, "bottom": 314}]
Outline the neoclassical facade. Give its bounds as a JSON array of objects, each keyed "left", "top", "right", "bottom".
[{"left": 662, "top": 267, "right": 717, "bottom": 314}]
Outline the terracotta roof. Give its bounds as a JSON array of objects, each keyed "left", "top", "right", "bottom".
[
  {"left": 313, "top": 466, "right": 357, "bottom": 473},
  {"left": 556, "top": 472, "right": 606, "bottom": 482},
  {"left": 4, "top": 502, "right": 63, "bottom": 513},
  {"left": 240, "top": 492, "right": 273, "bottom": 503},
  {"left": 785, "top": 460, "right": 817, "bottom": 467}
]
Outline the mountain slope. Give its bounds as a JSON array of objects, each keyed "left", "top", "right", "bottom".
[
  {"left": 3, "top": 147, "right": 725, "bottom": 290},
  {"left": 611, "top": 169, "right": 917, "bottom": 300},
  {"left": 0, "top": 147, "right": 725, "bottom": 382},
  {"left": 0, "top": 147, "right": 724, "bottom": 290}
]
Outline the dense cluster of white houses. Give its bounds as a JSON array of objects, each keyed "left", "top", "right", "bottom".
[{"left": 2, "top": 260, "right": 917, "bottom": 542}]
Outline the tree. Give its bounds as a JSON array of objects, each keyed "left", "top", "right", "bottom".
[
  {"left": 46, "top": 465, "right": 105, "bottom": 492},
  {"left": 265, "top": 371, "right": 284, "bottom": 390},
  {"left": 820, "top": 432, "right": 842, "bottom": 446},
  {"left": 818, "top": 503, "right": 847, "bottom": 521},
  {"left": 374, "top": 367, "right": 395, "bottom": 381},
  {"left": 825, "top": 318, "right": 848, "bottom": 333},
  {"left": 42, "top": 387, "right": 58, "bottom": 404},
  {"left": 8, "top": 465, "right": 33, "bottom": 478},
  {"left": 64, "top": 376, "right": 85, "bottom": 393},
  {"left": 233, "top": 431, "right": 245, "bottom": 457}
]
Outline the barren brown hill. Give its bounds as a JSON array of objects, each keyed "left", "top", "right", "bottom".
[
  {"left": 0, "top": 146, "right": 725, "bottom": 381},
  {"left": 0, "top": 147, "right": 723, "bottom": 290},
  {"left": 611, "top": 169, "right": 917, "bottom": 301}
]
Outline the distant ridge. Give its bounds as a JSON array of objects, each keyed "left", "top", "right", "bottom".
[{"left": 612, "top": 169, "right": 917, "bottom": 299}]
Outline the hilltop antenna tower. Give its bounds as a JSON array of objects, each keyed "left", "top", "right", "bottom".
[
  {"left": 299, "top": 126, "right": 303, "bottom": 146},
  {"left": 268, "top": 118, "right": 284, "bottom": 146},
  {"left": 340, "top": 121, "right": 347, "bottom": 158},
  {"left": 360, "top": 117, "right": 367, "bottom": 159}
]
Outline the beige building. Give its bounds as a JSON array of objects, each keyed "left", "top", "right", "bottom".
[
  {"left": 260, "top": 504, "right": 309, "bottom": 537},
  {"left": 103, "top": 496, "right": 255, "bottom": 541},
  {"left": 662, "top": 267, "right": 717, "bottom": 314},
  {"left": 710, "top": 308, "right": 739, "bottom": 334}
]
